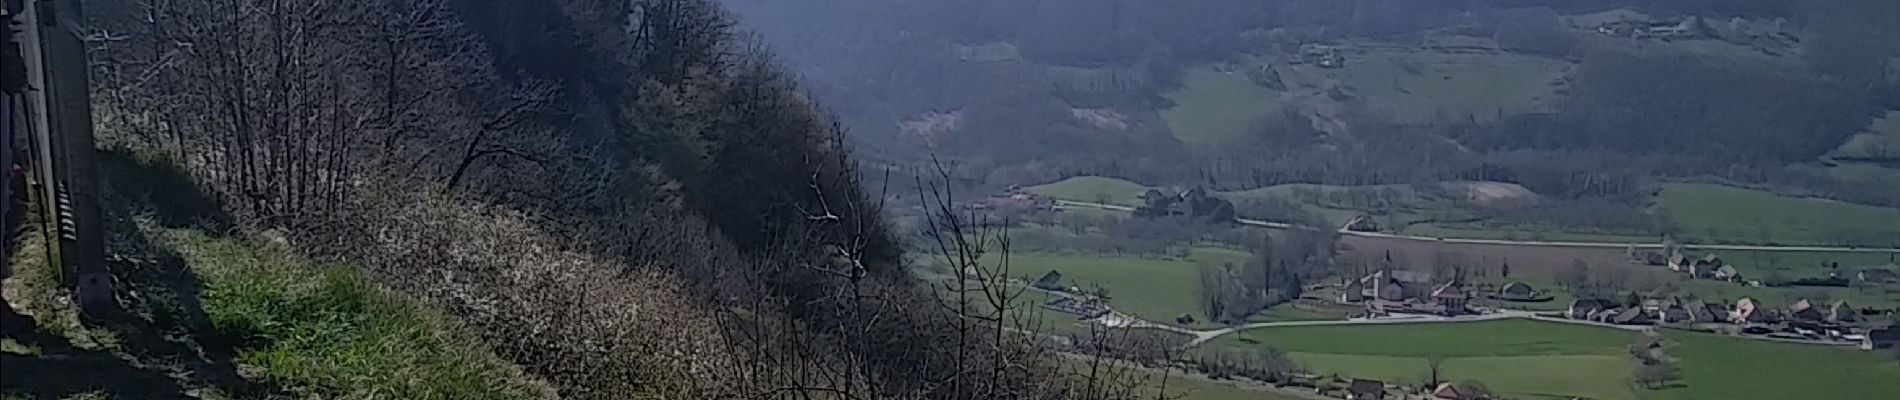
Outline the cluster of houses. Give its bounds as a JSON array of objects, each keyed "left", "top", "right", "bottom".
[
  {"left": 1331, "top": 378, "right": 1490, "bottom": 400},
  {"left": 1634, "top": 249, "right": 1742, "bottom": 283},
  {"left": 1268, "top": 376, "right": 1492, "bottom": 400},
  {"left": 1338, "top": 270, "right": 1471, "bottom": 317},
  {"left": 1031, "top": 270, "right": 1110, "bottom": 318},
  {"left": 1134, "top": 187, "right": 1236, "bottom": 223},
  {"left": 1634, "top": 246, "right": 1900, "bottom": 288},
  {"left": 962, "top": 186, "right": 1056, "bottom": 213},
  {"left": 1589, "top": 17, "right": 1706, "bottom": 40},
  {"left": 1567, "top": 295, "right": 1900, "bottom": 349}
]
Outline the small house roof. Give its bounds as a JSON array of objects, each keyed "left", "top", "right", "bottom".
[
  {"left": 1349, "top": 379, "right": 1384, "bottom": 396},
  {"left": 1432, "top": 282, "right": 1467, "bottom": 299},
  {"left": 1033, "top": 269, "right": 1064, "bottom": 288},
  {"left": 1500, "top": 281, "right": 1534, "bottom": 294},
  {"left": 1790, "top": 299, "right": 1813, "bottom": 313},
  {"left": 1613, "top": 307, "right": 1651, "bottom": 323},
  {"left": 1431, "top": 383, "right": 1472, "bottom": 400},
  {"left": 1571, "top": 299, "right": 1606, "bottom": 310}
]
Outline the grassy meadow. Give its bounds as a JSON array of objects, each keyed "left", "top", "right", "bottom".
[
  {"left": 1657, "top": 183, "right": 1900, "bottom": 246},
  {"left": 1161, "top": 66, "right": 1285, "bottom": 146},
  {"left": 1277, "top": 47, "right": 1570, "bottom": 125},
  {"left": 1027, "top": 176, "right": 1152, "bottom": 206},
  {"left": 1057, "top": 360, "right": 1306, "bottom": 400},
  {"left": 1651, "top": 331, "right": 1900, "bottom": 400},
  {"left": 1208, "top": 320, "right": 1641, "bottom": 400},
  {"left": 1203, "top": 318, "right": 1900, "bottom": 400},
  {"left": 986, "top": 247, "right": 1251, "bottom": 325},
  {"left": 171, "top": 230, "right": 546, "bottom": 399},
  {"left": 1031, "top": 176, "right": 1649, "bottom": 241}
]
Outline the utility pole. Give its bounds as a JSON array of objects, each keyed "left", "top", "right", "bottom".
[{"left": 15, "top": 0, "right": 112, "bottom": 315}]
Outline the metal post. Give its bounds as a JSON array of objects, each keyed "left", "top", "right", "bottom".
[{"left": 17, "top": 0, "right": 110, "bottom": 314}]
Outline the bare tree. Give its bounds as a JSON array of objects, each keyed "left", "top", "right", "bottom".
[{"left": 1425, "top": 354, "right": 1447, "bottom": 389}]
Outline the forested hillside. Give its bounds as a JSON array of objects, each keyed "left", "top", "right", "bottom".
[
  {"left": 67, "top": 0, "right": 1159, "bottom": 398},
  {"left": 727, "top": 0, "right": 1900, "bottom": 245}
]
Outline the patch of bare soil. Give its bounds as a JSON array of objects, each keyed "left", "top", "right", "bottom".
[{"left": 1452, "top": 181, "right": 1539, "bottom": 208}]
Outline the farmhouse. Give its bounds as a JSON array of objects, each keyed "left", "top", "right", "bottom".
[
  {"left": 1430, "top": 282, "right": 1470, "bottom": 314},
  {"left": 1494, "top": 281, "right": 1540, "bottom": 301},
  {"left": 1829, "top": 300, "right": 1859, "bottom": 323},
  {"left": 1712, "top": 265, "right": 1740, "bottom": 282},
  {"left": 1696, "top": 301, "right": 1730, "bottom": 323},
  {"left": 1789, "top": 299, "right": 1826, "bottom": 322},
  {"left": 1352, "top": 270, "right": 1437, "bottom": 302},
  {"left": 1731, "top": 298, "right": 1774, "bottom": 324},
  {"left": 1032, "top": 270, "right": 1065, "bottom": 291},
  {"left": 1133, "top": 187, "right": 1234, "bottom": 222},
  {"left": 1667, "top": 253, "right": 1692, "bottom": 272},
  {"left": 1340, "top": 279, "right": 1365, "bottom": 303},
  {"left": 1346, "top": 379, "right": 1385, "bottom": 400},
  {"left": 1661, "top": 303, "right": 1693, "bottom": 323},
  {"left": 1431, "top": 382, "right": 1485, "bottom": 400},
  {"left": 1612, "top": 307, "right": 1653, "bottom": 325},
  {"left": 1569, "top": 299, "right": 1608, "bottom": 319}
]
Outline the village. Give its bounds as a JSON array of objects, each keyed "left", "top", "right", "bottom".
[
  {"left": 954, "top": 187, "right": 1900, "bottom": 353},
  {"left": 943, "top": 185, "right": 1900, "bottom": 400}
]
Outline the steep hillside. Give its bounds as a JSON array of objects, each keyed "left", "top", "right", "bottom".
[{"left": 57, "top": 0, "right": 1171, "bottom": 398}]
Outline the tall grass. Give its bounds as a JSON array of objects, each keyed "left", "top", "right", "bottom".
[{"left": 166, "top": 230, "right": 547, "bottom": 400}]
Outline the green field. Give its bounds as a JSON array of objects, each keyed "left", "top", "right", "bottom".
[
  {"left": 1279, "top": 47, "right": 1569, "bottom": 125},
  {"left": 1027, "top": 176, "right": 1151, "bottom": 206},
  {"left": 1059, "top": 360, "right": 1304, "bottom": 400},
  {"left": 1033, "top": 176, "right": 1652, "bottom": 240},
  {"left": 1287, "top": 352, "right": 1633, "bottom": 400},
  {"left": 1158, "top": 46, "right": 1569, "bottom": 144},
  {"left": 1657, "top": 183, "right": 1900, "bottom": 246},
  {"left": 1653, "top": 332, "right": 1900, "bottom": 400},
  {"left": 1206, "top": 318, "right": 1900, "bottom": 400},
  {"left": 1210, "top": 320, "right": 1641, "bottom": 400},
  {"left": 1162, "top": 66, "right": 1284, "bottom": 145},
  {"left": 989, "top": 248, "right": 1251, "bottom": 324},
  {"left": 1219, "top": 320, "right": 1636, "bottom": 358},
  {"left": 1223, "top": 183, "right": 1442, "bottom": 227}
]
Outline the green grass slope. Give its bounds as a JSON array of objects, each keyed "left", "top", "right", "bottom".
[
  {"left": 1657, "top": 332, "right": 1900, "bottom": 400},
  {"left": 1280, "top": 47, "right": 1569, "bottom": 125},
  {"left": 1658, "top": 183, "right": 1900, "bottom": 246},
  {"left": 990, "top": 248, "right": 1249, "bottom": 324},
  {"left": 171, "top": 230, "right": 546, "bottom": 399},
  {"left": 1027, "top": 176, "right": 1152, "bottom": 206},
  {"left": 1162, "top": 66, "right": 1284, "bottom": 146},
  {"left": 1211, "top": 320, "right": 1641, "bottom": 400}
]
